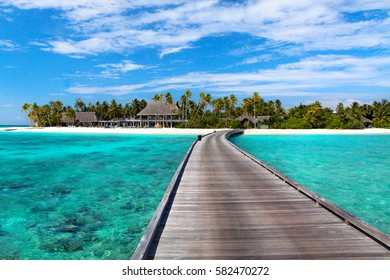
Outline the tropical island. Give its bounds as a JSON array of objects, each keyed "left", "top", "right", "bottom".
[{"left": 21, "top": 91, "right": 390, "bottom": 129}]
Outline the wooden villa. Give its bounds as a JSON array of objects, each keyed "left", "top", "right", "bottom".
[
  {"left": 237, "top": 114, "right": 271, "bottom": 128},
  {"left": 61, "top": 112, "right": 98, "bottom": 127},
  {"left": 137, "top": 101, "right": 182, "bottom": 128}
]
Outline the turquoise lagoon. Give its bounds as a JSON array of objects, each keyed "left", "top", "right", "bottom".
[
  {"left": 1, "top": 132, "right": 389, "bottom": 260},
  {"left": 230, "top": 134, "right": 390, "bottom": 235},
  {"left": 0, "top": 132, "right": 194, "bottom": 259}
]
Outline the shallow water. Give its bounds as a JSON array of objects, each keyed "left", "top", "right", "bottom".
[
  {"left": 0, "top": 132, "right": 194, "bottom": 259},
  {"left": 229, "top": 134, "right": 390, "bottom": 235}
]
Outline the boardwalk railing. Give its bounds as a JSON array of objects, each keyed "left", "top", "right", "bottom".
[
  {"left": 226, "top": 129, "right": 390, "bottom": 249},
  {"left": 131, "top": 131, "right": 217, "bottom": 259},
  {"left": 131, "top": 141, "right": 197, "bottom": 260}
]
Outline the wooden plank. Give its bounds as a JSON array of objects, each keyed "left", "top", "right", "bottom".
[
  {"left": 132, "top": 130, "right": 390, "bottom": 260},
  {"left": 130, "top": 136, "right": 198, "bottom": 260}
]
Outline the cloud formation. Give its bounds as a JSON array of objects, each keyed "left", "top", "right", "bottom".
[
  {"left": 1, "top": 0, "right": 390, "bottom": 112},
  {"left": 2, "top": 0, "right": 390, "bottom": 57},
  {"left": 96, "top": 60, "right": 153, "bottom": 78},
  {"left": 67, "top": 54, "right": 390, "bottom": 101},
  {"left": 0, "top": 39, "right": 22, "bottom": 51}
]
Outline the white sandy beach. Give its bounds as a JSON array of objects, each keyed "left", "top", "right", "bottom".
[
  {"left": 2, "top": 126, "right": 226, "bottom": 135},
  {"left": 1, "top": 126, "right": 390, "bottom": 135},
  {"left": 243, "top": 128, "right": 390, "bottom": 135}
]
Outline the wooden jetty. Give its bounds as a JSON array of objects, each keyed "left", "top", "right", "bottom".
[{"left": 132, "top": 130, "right": 390, "bottom": 259}]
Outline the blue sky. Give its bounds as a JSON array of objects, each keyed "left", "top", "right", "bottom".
[{"left": 1, "top": 0, "right": 390, "bottom": 124}]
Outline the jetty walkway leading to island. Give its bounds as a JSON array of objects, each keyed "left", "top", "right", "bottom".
[{"left": 132, "top": 130, "right": 390, "bottom": 259}]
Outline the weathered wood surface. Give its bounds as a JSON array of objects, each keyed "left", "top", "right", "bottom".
[{"left": 143, "top": 130, "right": 390, "bottom": 259}]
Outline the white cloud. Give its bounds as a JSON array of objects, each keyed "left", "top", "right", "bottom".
[
  {"left": 66, "top": 54, "right": 390, "bottom": 99},
  {"left": 241, "top": 54, "right": 273, "bottom": 65},
  {"left": 159, "top": 46, "right": 192, "bottom": 58},
  {"left": 67, "top": 83, "right": 148, "bottom": 96},
  {"left": 2, "top": 0, "right": 389, "bottom": 56},
  {"left": 28, "top": 41, "right": 47, "bottom": 47},
  {"left": 95, "top": 60, "right": 152, "bottom": 78},
  {"left": 0, "top": 39, "right": 22, "bottom": 51}
]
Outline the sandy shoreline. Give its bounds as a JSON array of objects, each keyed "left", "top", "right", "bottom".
[
  {"left": 1, "top": 126, "right": 226, "bottom": 135},
  {"left": 243, "top": 128, "right": 390, "bottom": 135},
  {"left": 1, "top": 126, "right": 389, "bottom": 135}
]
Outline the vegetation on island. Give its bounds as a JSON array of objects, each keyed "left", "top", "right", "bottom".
[{"left": 22, "top": 91, "right": 390, "bottom": 129}]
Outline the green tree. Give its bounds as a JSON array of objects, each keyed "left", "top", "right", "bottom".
[
  {"left": 373, "top": 99, "right": 390, "bottom": 128},
  {"left": 184, "top": 90, "right": 192, "bottom": 126},
  {"left": 53, "top": 100, "right": 63, "bottom": 126},
  {"left": 74, "top": 98, "right": 86, "bottom": 112},
  {"left": 108, "top": 99, "right": 120, "bottom": 119},
  {"left": 194, "top": 92, "right": 211, "bottom": 119},
  {"left": 242, "top": 98, "right": 252, "bottom": 115},
  {"left": 152, "top": 94, "right": 161, "bottom": 101},
  {"left": 212, "top": 98, "right": 224, "bottom": 117},
  {"left": 165, "top": 92, "right": 173, "bottom": 104},
  {"left": 63, "top": 106, "right": 76, "bottom": 125},
  {"left": 252, "top": 91, "right": 262, "bottom": 118},
  {"left": 229, "top": 94, "right": 237, "bottom": 119},
  {"left": 30, "top": 103, "right": 42, "bottom": 127},
  {"left": 21, "top": 102, "right": 32, "bottom": 126},
  {"left": 304, "top": 101, "right": 323, "bottom": 128},
  {"left": 281, "top": 118, "right": 312, "bottom": 129}
]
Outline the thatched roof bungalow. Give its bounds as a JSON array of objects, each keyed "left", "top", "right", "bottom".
[
  {"left": 236, "top": 114, "right": 271, "bottom": 128},
  {"left": 61, "top": 112, "right": 98, "bottom": 127},
  {"left": 362, "top": 117, "right": 373, "bottom": 125},
  {"left": 137, "top": 101, "right": 180, "bottom": 128},
  {"left": 137, "top": 101, "right": 179, "bottom": 116}
]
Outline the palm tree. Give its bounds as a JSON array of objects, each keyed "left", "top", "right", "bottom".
[
  {"left": 373, "top": 99, "right": 390, "bottom": 128},
  {"left": 30, "top": 103, "right": 42, "bottom": 127},
  {"left": 275, "top": 99, "right": 282, "bottom": 113},
  {"left": 266, "top": 100, "right": 275, "bottom": 116},
  {"left": 305, "top": 102, "right": 322, "bottom": 128},
  {"left": 242, "top": 98, "right": 252, "bottom": 115},
  {"left": 53, "top": 100, "right": 63, "bottom": 126},
  {"left": 165, "top": 92, "right": 173, "bottom": 104},
  {"left": 21, "top": 102, "right": 31, "bottom": 126},
  {"left": 229, "top": 94, "right": 237, "bottom": 119},
  {"left": 42, "top": 104, "right": 52, "bottom": 127},
  {"left": 223, "top": 96, "right": 229, "bottom": 118},
  {"left": 212, "top": 98, "right": 224, "bottom": 117},
  {"left": 108, "top": 99, "right": 119, "bottom": 120},
  {"left": 252, "top": 91, "right": 261, "bottom": 118},
  {"left": 74, "top": 98, "right": 86, "bottom": 112},
  {"left": 94, "top": 101, "right": 102, "bottom": 119},
  {"left": 194, "top": 92, "right": 206, "bottom": 119},
  {"left": 63, "top": 106, "right": 75, "bottom": 125},
  {"left": 201, "top": 93, "right": 212, "bottom": 119},
  {"left": 184, "top": 90, "right": 192, "bottom": 126},
  {"left": 179, "top": 94, "right": 186, "bottom": 120},
  {"left": 152, "top": 93, "right": 161, "bottom": 101}
]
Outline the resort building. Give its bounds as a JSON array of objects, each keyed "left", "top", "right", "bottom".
[
  {"left": 137, "top": 101, "right": 182, "bottom": 128},
  {"left": 236, "top": 114, "right": 271, "bottom": 128},
  {"left": 61, "top": 112, "right": 98, "bottom": 127}
]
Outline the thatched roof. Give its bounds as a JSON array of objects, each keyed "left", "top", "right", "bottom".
[
  {"left": 76, "top": 112, "right": 98, "bottom": 123},
  {"left": 256, "top": 116, "right": 271, "bottom": 122},
  {"left": 236, "top": 115, "right": 270, "bottom": 124},
  {"left": 137, "top": 101, "right": 179, "bottom": 116},
  {"left": 61, "top": 112, "right": 97, "bottom": 123},
  {"left": 61, "top": 112, "right": 74, "bottom": 123},
  {"left": 362, "top": 117, "right": 373, "bottom": 124}
]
